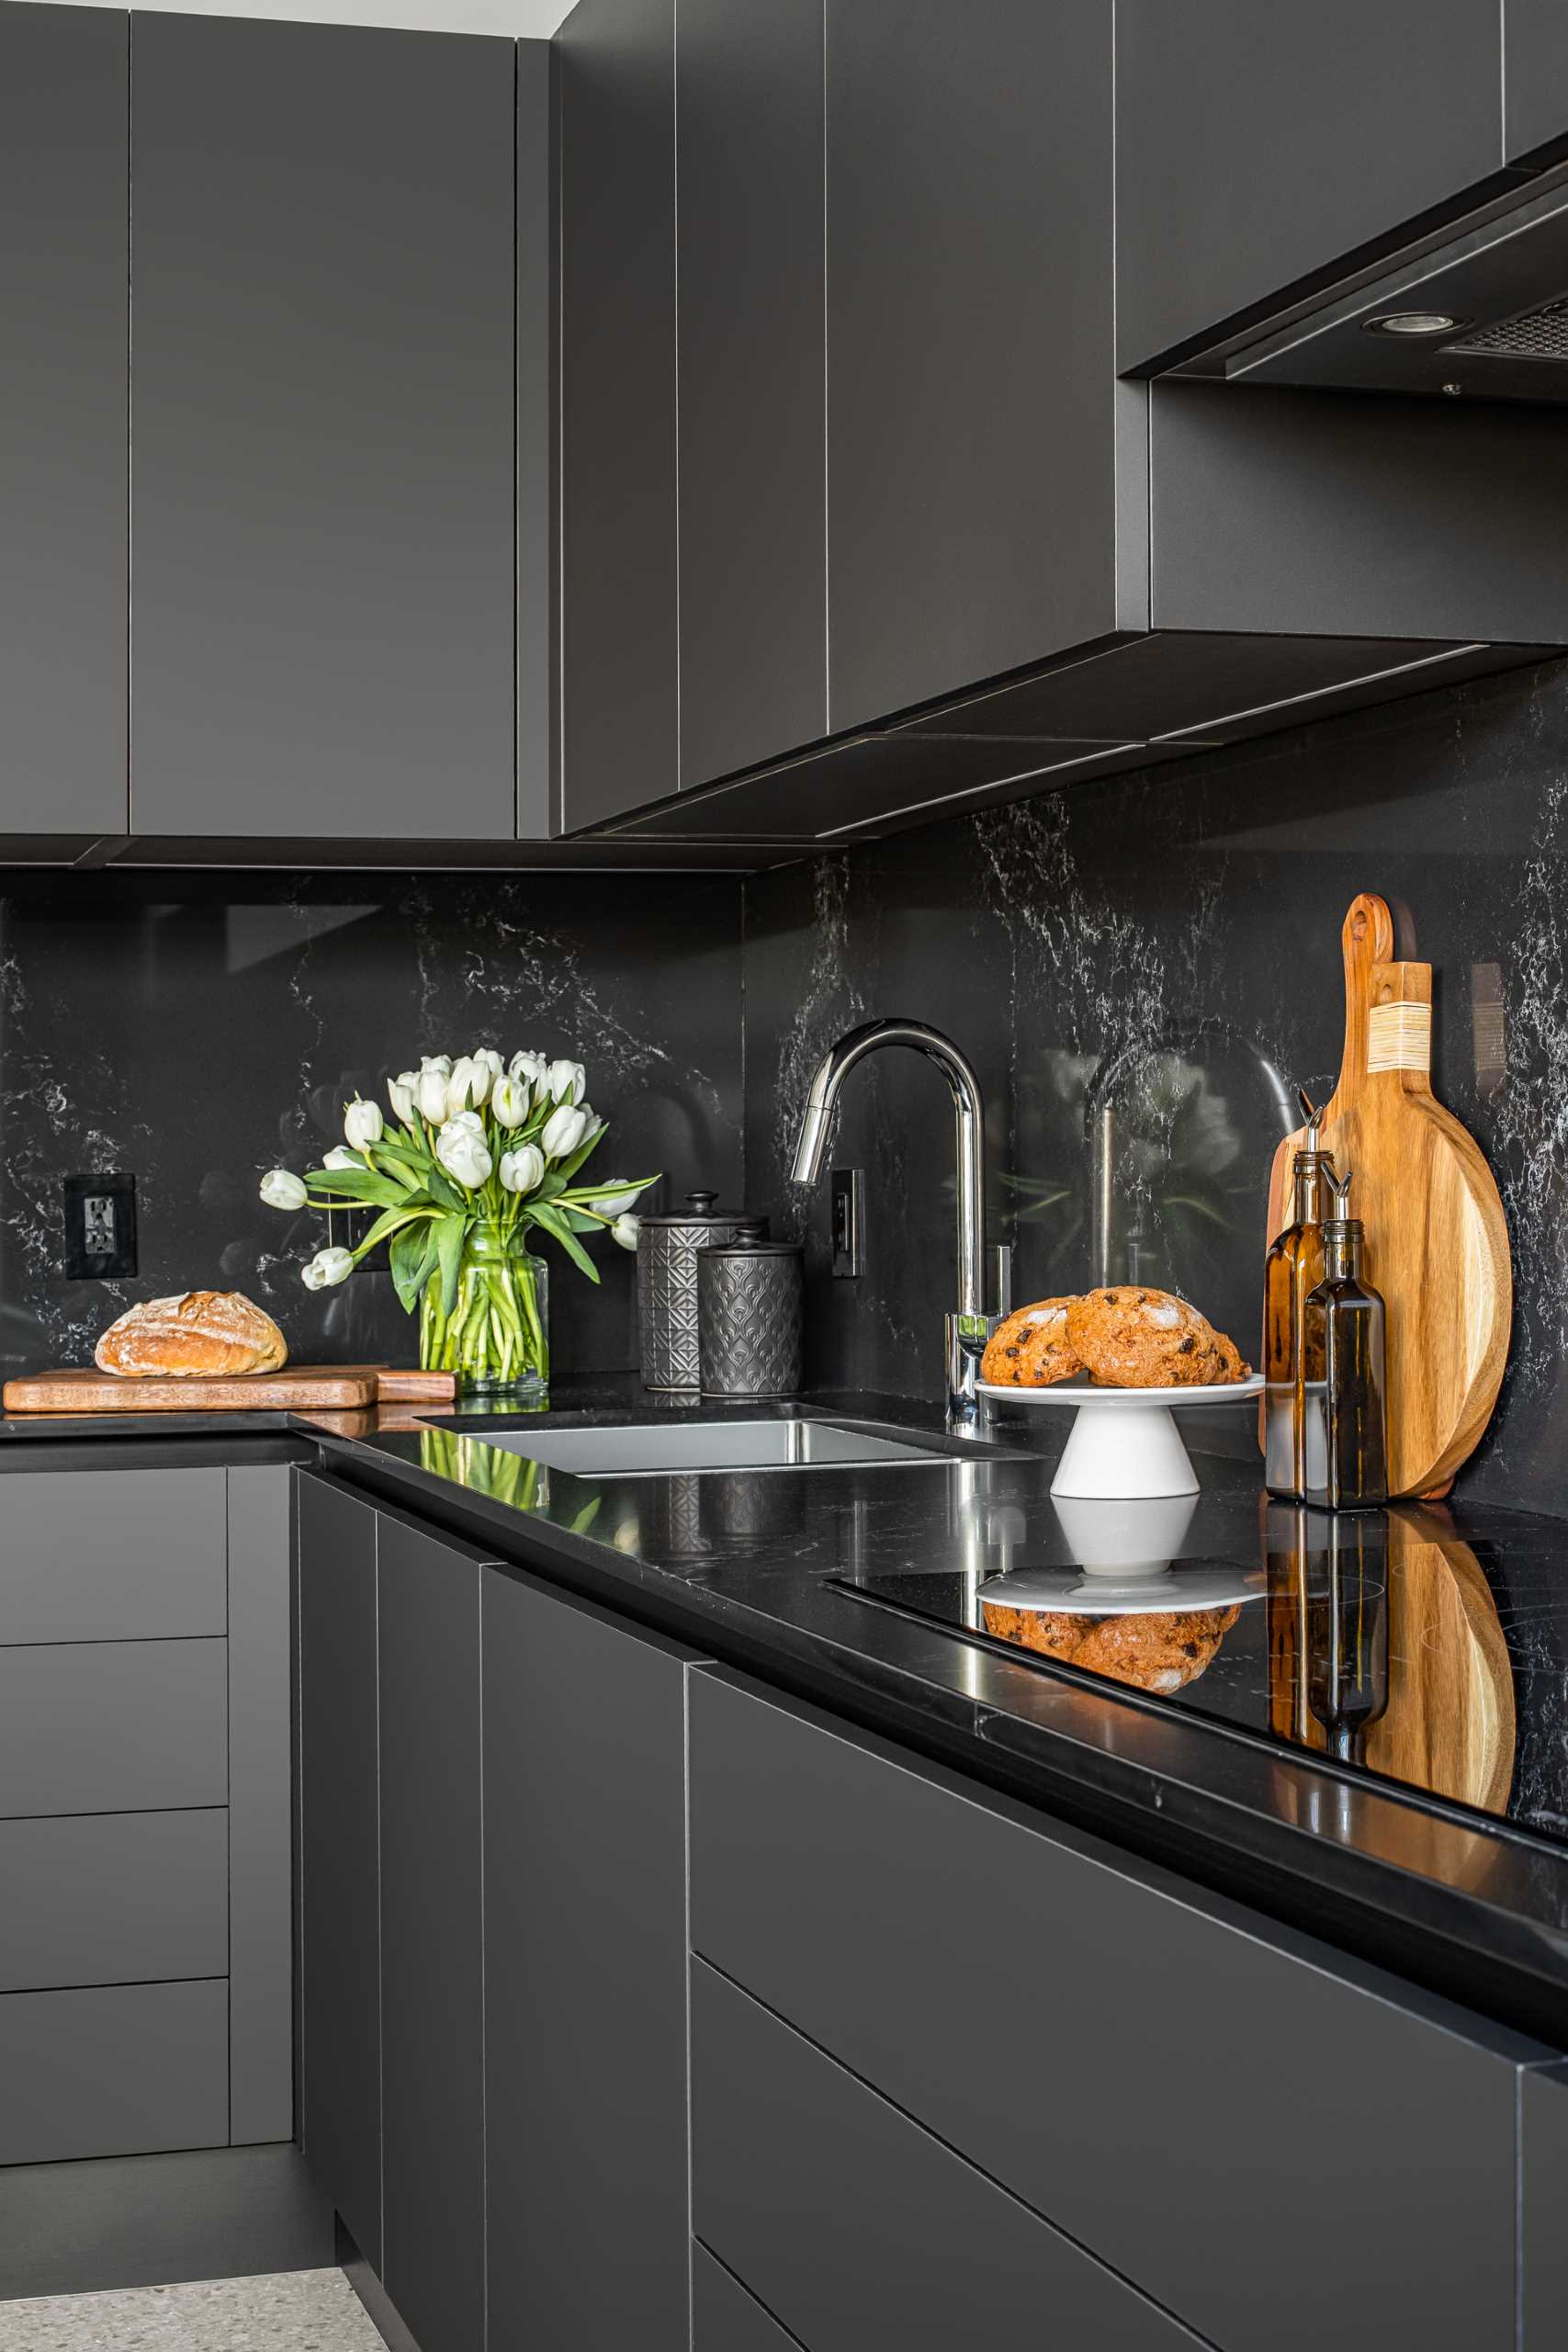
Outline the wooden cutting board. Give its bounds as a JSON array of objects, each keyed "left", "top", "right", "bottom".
[
  {"left": 1264, "top": 893, "right": 1512, "bottom": 1498},
  {"left": 3, "top": 1364, "right": 382, "bottom": 1414}
]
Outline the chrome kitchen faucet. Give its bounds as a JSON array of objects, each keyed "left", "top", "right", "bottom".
[{"left": 791, "top": 1018, "right": 1010, "bottom": 1429}]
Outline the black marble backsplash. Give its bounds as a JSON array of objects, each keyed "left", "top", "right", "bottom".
[
  {"left": 741, "top": 655, "right": 1568, "bottom": 1521},
  {"left": 6, "top": 653, "right": 1568, "bottom": 1515},
  {"left": 0, "top": 872, "right": 743, "bottom": 1380}
]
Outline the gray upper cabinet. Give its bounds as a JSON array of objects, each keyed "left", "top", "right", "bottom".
[
  {"left": 1506, "top": 3, "right": 1568, "bottom": 162},
  {"left": 676, "top": 0, "right": 826, "bottom": 789},
  {"left": 0, "top": 2, "right": 127, "bottom": 837},
  {"left": 557, "top": 0, "right": 679, "bottom": 831},
  {"left": 517, "top": 40, "right": 554, "bottom": 839},
  {"left": 1115, "top": 2, "right": 1506, "bottom": 371},
  {"left": 131, "top": 14, "right": 516, "bottom": 841},
  {"left": 826, "top": 0, "right": 1122, "bottom": 734}
]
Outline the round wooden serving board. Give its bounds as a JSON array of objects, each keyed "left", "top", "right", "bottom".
[{"left": 1263, "top": 894, "right": 1512, "bottom": 1498}]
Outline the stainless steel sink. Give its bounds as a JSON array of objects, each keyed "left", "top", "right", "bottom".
[{"left": 458, "top": 1418, "right": 954, "bottom": 1476}]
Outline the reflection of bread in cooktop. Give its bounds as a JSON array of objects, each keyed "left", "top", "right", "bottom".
[{"left": 981, "top": 1600, "right": 1241, "bottom": 1693}]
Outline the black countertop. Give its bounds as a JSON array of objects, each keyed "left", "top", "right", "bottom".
[{"left": 6, "top": 1381, "right": 1568, "bottom": 2041}]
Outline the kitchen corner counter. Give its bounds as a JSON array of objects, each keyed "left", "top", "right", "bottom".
[{"left": 5, "top": 1380, "right": 1567, "bottom": 2042}]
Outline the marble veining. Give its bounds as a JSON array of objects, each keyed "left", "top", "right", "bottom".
[
  {"left": 0, "top": 872, "right": 743, "bottom": 1385},
  {"left": 742, "top": 653, "right": 1568, "bottom": 1518}
]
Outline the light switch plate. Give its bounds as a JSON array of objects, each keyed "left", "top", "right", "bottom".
[{"left": 830, "top": 1167, "right": 864, "bottom": 1278}]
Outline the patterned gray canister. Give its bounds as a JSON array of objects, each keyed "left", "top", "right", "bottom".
[
  {"left": 635, "top": 1193, "right": 765, "bottom": 1391},
  {"left": 696, "top": 1238, "right": 806, "bottom": 1398}
]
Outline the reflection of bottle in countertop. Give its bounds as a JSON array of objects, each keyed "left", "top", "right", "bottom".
[
  {"left": 1303, "top": 1170, "right": 1388, "bottom": 1512},
  {"left": 1263, "top": 1091, "right": 1336, "bottom": 1500}
]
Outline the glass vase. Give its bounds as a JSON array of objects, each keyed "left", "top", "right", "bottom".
[{"left": 420, "top": 1222, "right": 548, "bottom": 1399}]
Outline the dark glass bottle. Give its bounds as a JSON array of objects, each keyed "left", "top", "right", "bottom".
[
  {"left": 1303, "top": 1212, "right": 1388, "bottom": 1510},
  {"left": 1263, "top": 1143, "right": 1335, "bottom": 1499}
]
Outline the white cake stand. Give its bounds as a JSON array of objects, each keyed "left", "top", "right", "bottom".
[{"left": 978, "top": 1374, "right": 1265, "bottom": 1500}]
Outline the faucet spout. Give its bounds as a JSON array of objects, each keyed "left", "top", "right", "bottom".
[{"left": 791, "top": 1018, "right": 995, "bottom": 1419}]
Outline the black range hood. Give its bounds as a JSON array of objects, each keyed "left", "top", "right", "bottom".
[{"left": 1169, "top": 162, "right": 1568, "bottom": 404}]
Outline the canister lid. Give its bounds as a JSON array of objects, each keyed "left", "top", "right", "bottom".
[
  {"left": 637, "top": 1189, "right": 763, "bottom": 1230},
  {"left": 696, "top": 1236, "right": 803, "bottom": 1257}
]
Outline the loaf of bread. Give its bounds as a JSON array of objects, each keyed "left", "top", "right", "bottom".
[
  {"left": 1065, "top": 1286, "right": 1248, "bottom": 1387},
  {"left": 95, "top": 1292, "right": 288, "bottom": 1378},
  {"left": 980, "top": 1298, "right": 1083, "bottom": 1387}
]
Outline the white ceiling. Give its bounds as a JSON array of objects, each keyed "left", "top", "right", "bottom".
[{"left": 50, "top": 0, "right": 572, "bottom": 36}]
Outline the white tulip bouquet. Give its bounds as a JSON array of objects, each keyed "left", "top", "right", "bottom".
[{"left": 260, "top": 1048, "right": 657, "bottom": 1394}]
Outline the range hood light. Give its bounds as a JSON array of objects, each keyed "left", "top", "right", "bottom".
[{"left": 1362, "top": 309, "right": 1465, "bottom": 337}]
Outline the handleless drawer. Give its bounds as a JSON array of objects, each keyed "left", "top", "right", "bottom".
[
  {"left": 0, "top": 1810, "right": 228, "bottom": 1991},
  {"left": 0, "top": 1640, "right": 228, "bottom": 1817},
  {"left": 689, "top": 1671, "right": 1539, "bottom": 2352},
  {"left": 0, "top": 1979, "right": 229, "bottom": 2165},
  {"left": 0, "top": 1468, "right": 228, "bottom": 1645},
  {"left": 693, "top": 2247, "right": 798, "bottom": 2351},
  {"left": 693, "top": 1962, "right": 1190, "bottom": 2352}
]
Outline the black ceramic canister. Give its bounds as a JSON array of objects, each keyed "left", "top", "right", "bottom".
[
  {"left": 635, "top": 1192, "right": 767, "bottom": 1391},
  {"left": 696, "top": 1236, "right": 805, "bottom": 1398}
]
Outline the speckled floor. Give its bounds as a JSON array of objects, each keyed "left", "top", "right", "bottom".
[{"left": 0, "top": 2270, "right": 387, "bottom": 2350}]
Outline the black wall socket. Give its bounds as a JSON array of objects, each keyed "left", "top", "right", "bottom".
[{"left": 62, "top": 1172, "right": 138, "bottom": 1279}]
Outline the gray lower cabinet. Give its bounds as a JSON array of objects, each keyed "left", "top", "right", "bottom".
[
  {"left": 1522, "top": 2063, "right": 1568, "bottom": 2345},
  {"left": 297, "top": 1475, "right": 383, "bottom": 2272},
  {"left": 130, "top": 13, "right": 516, "bottom": 841},
  {"left": 1114, "top": 2, "right": 1505, "bottom": 370},
  {"left": 0, "top": 1982, "right": 229, "bottom": 2167},
  {"left": 0, "top": 1464, "right": 295, "bottom": 2179},
  {"left": 693, "top": 2245, "right": 799, "bottom": 2351},
  {"left": 693, "top": 1962, "right": 1190, "bottom": 2352},
  {"left": 0, "top": 1812, "right": 227, "bottom": 1994},
  {"left": 0, "top": 1639, "right": 228, "bottom": 1819},
  {"left": 689, "top": 1669, "right": 1546, "bottom": 2352},
  {"left": 0, "top": 0, "right": 127, "bottom": 838},
  {"left": 377, "top": 1514, "right": 487, "bottom": 2352},
  {"left": 483, "top": 1568, "right": 705, "bottom": 2352},
  {"left": 0, "top": 1464, "right": 227, "bottom": 1644}
]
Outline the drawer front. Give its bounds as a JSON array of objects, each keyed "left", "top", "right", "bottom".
[
  {"left": 0, "top": 1468, "right": 227, "bottom": 1644},
  {"left": 693, "top": 2245, "right": 801, "bottom": 2351},
  {"left": 0, "top": 1979, "right": 229, "bottom": 2165},
  {"left": 690, "top": 1672, "right": 1529, "bottom": 2352},
  {"left": 693, "top": 1962, "right": 1189, "bottom": 2352},
  {"left": 0, "top": 1810, "right": 228, "bottom": 1992},
  {"left": 0, "top": 1639, "right": 228, "bottom": 1818}
]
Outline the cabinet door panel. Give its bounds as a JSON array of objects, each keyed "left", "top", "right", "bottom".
[
  {"left": 0, "top": 1812, "right": 227, "bottom": 1994},
  {"left": 826, "top": 0, "right": 1117, "bottom": 733},
  {"left": 693, "top": 2246, "right": 799, "bottom": 2352},
  {"left": 297, "top": 1476, "right": 382, "bottom": 2271},
  {"left": 0, "top": 1981, "right": 228, "bottom": 2166},
  {"left": 378, "top": 1515, "right": 485, "bottom": 2352},
  {"left": 558, "top": 0, "right": 679, "bottom": 830},
  {"left": 693, "top": 1964, "right": 1190, "bottom": 2352},
  {"left": 0, "top": 1, "right": 126, "bottom": 835},
  {"left": 0, "top": 1466, "right": 227, "bottom": 1645},
  {"left": 1116, "top": 2, "right": 1503, "bottom": 368},
  {"left": 0, "top": 1640, "right": 227, "bottom": 1819},
  {"left": 1506, "top": 3, "right": 1568, "bottom": 161},
  {"left": 677, "top": 0, "right": 825, "bottom": 787},
  {"left": 690, "top": 1671, "right": 1529, "bottom": 2352},
  {"left": 131, "top": 15, "right": 515, "bottom": 840},
  {"left": 483, "top": 1570, "right": 699, "bottom": 2352},
  {"left": 1523, "top": 2063, "right": 1568, "bottom": 2346}
]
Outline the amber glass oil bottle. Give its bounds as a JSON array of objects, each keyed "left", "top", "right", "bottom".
[
  {"left": 1263, "top": 1097, "right": 1336, "bottom": 1500},
  {"left": 1303, "top": 1175, "right": 1388, "bottom": 1511}
]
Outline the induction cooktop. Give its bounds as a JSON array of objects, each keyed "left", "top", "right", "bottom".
[{"left": 830, "top": 1501, "right": 1568, "bottom": 1852}]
